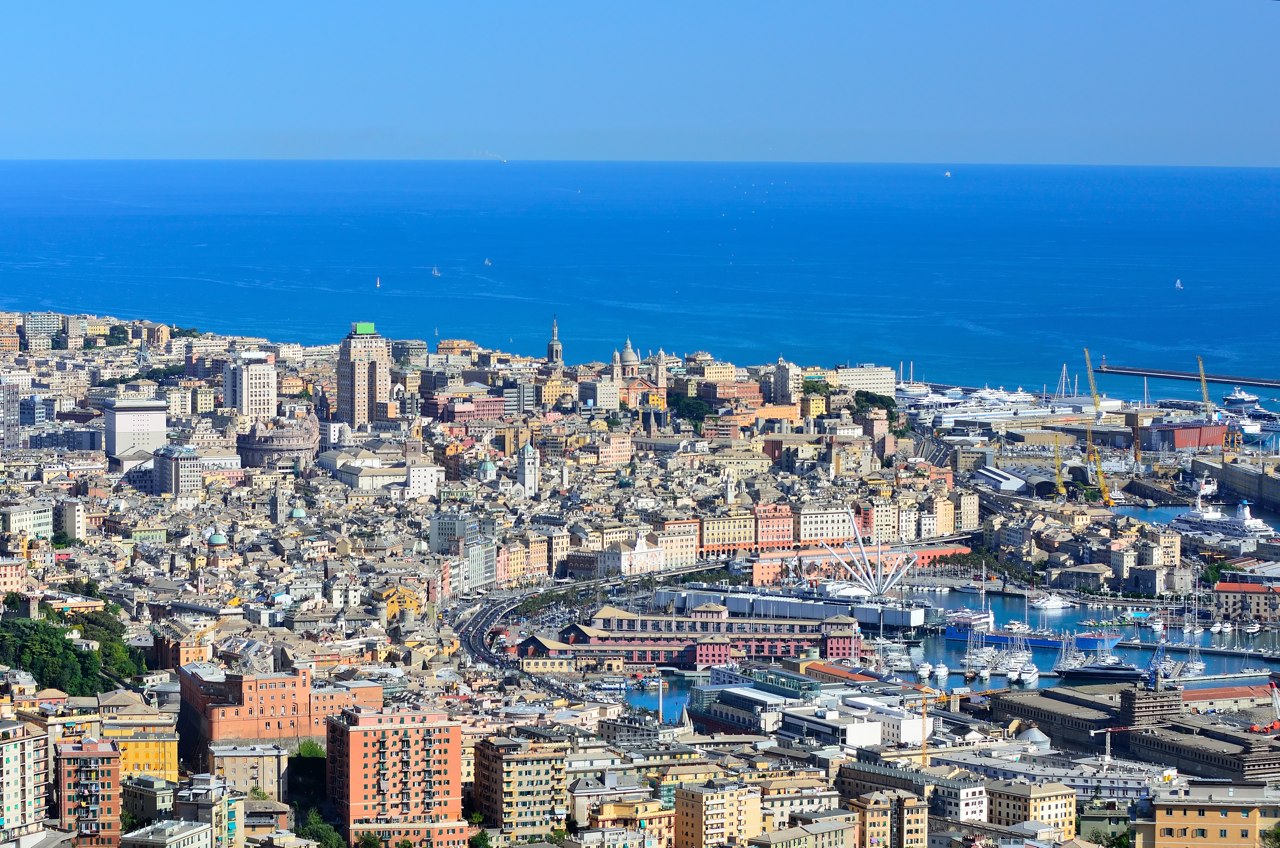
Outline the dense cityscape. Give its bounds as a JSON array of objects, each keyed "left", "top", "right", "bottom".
[{"left": 0, "top": 309, "right": 1277, "bottom": 848}]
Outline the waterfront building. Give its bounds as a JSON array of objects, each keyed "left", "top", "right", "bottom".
[{"left": 335, "top": 323, "right": 392, "bottom": 426}]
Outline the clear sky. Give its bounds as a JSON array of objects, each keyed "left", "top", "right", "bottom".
[{"left": 1, "top": 2, "right": 1277, "bottom": 165}]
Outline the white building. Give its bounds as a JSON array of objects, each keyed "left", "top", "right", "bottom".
[
  {"left": 777, "top": 706, "right": 882, "bottom": 749},
  {"left": 121, "top": 820, "right": 213, "bottom": 848},
  {"left": 223, "top": 352, "right": 278, "bottom": 419},
  {"left": 104, "top": 397, "right": 168, "bottom": 459},
  {"left": 833, "top": 364, "right": 896, "bottom": 396},
  {"left": 0, "top": 720, "right": 47, "bottom": 848}
]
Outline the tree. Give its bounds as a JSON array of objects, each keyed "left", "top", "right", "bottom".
[
  {"left": 468, "top": 812, "right": 485, "bottom": 826},
  {"left": 106, "top": 325, "right": 130, "bottom": 346},
  {"left": 1261, "top": 824, "right": 1280, "bottom": 848},
  {"left": 248, "top": 786, "right": 270, "bottom": 801},
  {"left": 356, "top": 833, "right": 383, "bottom": 848},
  {"left": 469, "top": 832, "right": 491, "bottom": 848},
  {"left": 397, "top": 841, "right": 414, "bottom": 848},
  {"left": 295, "top": 809, "right": 345, "bottom": 848},
  {"left": 667, "top": 394, "right": 711, "bottom": 423},
  {"left": 295, "top": 739, "right": 326, "bottom": 758}
]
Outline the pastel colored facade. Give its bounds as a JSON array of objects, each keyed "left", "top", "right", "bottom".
[
  {"left": 336, "top": 323, "right": 392, "bottom": 426},
  {"left": 849, "top": 790, "right": 927, "bottom": 848},
  {"left": 325, "top": 708, "right": 468, "bottom": 848},
  {"left": 673, "top": 782, "right": 763, "bottom": 848},
  {"left": 590, "top": 799, "right": 674, "bottom": 848},
  {"left": 1212, "top": 582, "right": 1280, "bottom": 622},
  {"left": 207, "top": 745, "right": 290, "bottom": 803},
  {"left": 58, "top": 739, "right": 122, "bottom": 848},
  {"left": 985, "top": 780, "right": 1076, "bottom": 841},
  {"left": 173, "top": 774, "right": 244, "bottom": 848},
  {"left": 474, "top": 735, "right": 569, "bottom": 842},
  {"left": 1133, "top": 784, "right": 1280, "bottom": 848},
  {"left": 0, "top": 720, "right": 48, "bottom": 846},
  {"left": 178, "top": 665, "right": 383, "bottom": 752}
]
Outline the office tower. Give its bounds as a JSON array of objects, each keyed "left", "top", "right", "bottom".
[
  {"left": 336, "top": 323, "right": 391, "bottom": 426},
  {"left": 326, "top": 708, "right": 466, "bottom": 848},
  {"left": 222, "top": 352, "right": 278, "bottom": 418}
]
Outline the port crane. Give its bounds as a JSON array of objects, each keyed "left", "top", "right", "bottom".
[
  {"left": 1082, "top": 348, "right": 1115, "bottom": 507},
  {"left": 1199, "top": 355, "right": 1243, "bottom": 460},
  {"left": 1053, "top": 435, "right": 1067, "bottom": 498}
]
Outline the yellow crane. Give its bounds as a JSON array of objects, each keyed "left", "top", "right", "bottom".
[
  {"left": 1053, "top": 434, "right": 1066, "bottom": 497},
  {"left": 1197, "top": 356, "right": 1214, "bottom": 421},
  {"left": 1082, "top": 348, "right": 1114, "bottom": 507}
]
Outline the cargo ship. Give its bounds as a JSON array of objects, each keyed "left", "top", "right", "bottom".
[{"left": 944, "top": 624, "right": 1122, "bottom": 652}]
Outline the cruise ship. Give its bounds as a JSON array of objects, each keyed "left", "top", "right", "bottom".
[
  {"left": 1029, "top": 593, "right": 1073, "bottom": 611},
  {"left": 1169, "top": 496, "right": 1275, "bottom": 540},
  {"left": 1057, "top": 660, "right": 1146, "bottom": 684}
]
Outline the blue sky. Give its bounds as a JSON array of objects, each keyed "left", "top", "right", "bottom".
[{"left": 1, "top": 2, "right": 1276, "bottom": 165}]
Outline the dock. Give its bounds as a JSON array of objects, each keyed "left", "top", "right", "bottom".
[{"left": 1095, "top": 362, "right": 1280, "bottom": 389}]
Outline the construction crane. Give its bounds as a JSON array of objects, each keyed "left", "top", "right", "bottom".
[
  {"left": 1082, "top": 348, "right": 1115, "bottom": 507},
  {"left": 1196, "top": 356, "right": 1214, "bottom": 422},
  {"left": 1053, "top": 435, "right": 1066, "bottom": 497}
]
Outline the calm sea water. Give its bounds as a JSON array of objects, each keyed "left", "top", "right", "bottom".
[{"left": 1, "top": 161, "right": 1278, "bottom": 400}]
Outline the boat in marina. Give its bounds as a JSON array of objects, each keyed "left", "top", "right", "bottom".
[
  {"left": 1058, "top": 659, "right": 1146, "bottom": 684},
  {"left": 955, "top": 582, "right": 984, "bottom": 595},
  {"left": 1030, "top": 593, "right": 1073, "bottom": 611},
  {"left": 1017, "top": 661, "right": 1040, "bottom": 685},
  {"left": 1221, "top": 622, "right": 1235, "bottom": 633},
  {"left": 1169, "top": 493, "right": 1276, "bottom": 540},
  {"left": 944, "top": 623, "right": 1121, "bottom": 652},
  {"left": 933, "top": 663, "right": 949, "bottom": 680},
  {"left": 916, "top": 662, "right": 933, "bottom": 678},
  {"left": 1245, "top": 622, "right": 1262, "bottom": 635}
]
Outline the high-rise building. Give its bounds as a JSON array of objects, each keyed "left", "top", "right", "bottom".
[
  {"left": 0, "top": 720, "right": 48, "bottom": 847},
  {"left": 326, "top": 707, "right": 467, "bottom": 848},
  {"left": 104, "top": 397, "right": 169, "bottom": 460},
  {"left": 57, "top": 739, "right": 122, "bottom": 848},
  {"left": 154, "top": 445, "right": 204, "bottom": 496},
  {"left": 336, "top": 323, "right": 391, "bottom": 426},
  {"left": 222, "top": 352, "right": 278, "bottom": 419},
  {"left": 0, "top": 381, "right": 19, "bottom": 452},
  {"left": 673, "top": 782, "right": 763, "bottom": 848},
  {"left": 474, "top": 735, "right": 569, "bottom": 842}
]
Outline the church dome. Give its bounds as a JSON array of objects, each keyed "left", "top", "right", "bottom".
[
  {"left": 289, "top": 506, "right": 307, "bottom": 519},
  {"left": 207, "top": 532, "right": 228, "bottom": 547},
  {"left": 620, "top": 338, "right": 640, "bottom": 366}
]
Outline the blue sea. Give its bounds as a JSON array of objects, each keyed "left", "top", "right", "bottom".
[{"left": 1, "top": 161, "right": 1278, "bottom": 401}]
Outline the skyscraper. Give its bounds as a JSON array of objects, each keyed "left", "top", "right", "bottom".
[
  {"left": 223, "top": 351, "right": 278, "bottom": 419},
  {"left": 335, "top": 323, "right": 391, "bottom": 426}
]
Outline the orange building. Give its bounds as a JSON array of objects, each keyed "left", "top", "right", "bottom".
[
  {"left": 326, "top": 707, "right": 469, "bottom": 848},
  {"left": 178, "top": 664, "right": 383, "bottom": 755},
  {"left": 57, "top": 739, "right": 121, "bottom": 848}
]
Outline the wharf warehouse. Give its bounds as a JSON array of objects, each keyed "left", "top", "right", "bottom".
[{"left": 653, "top": 587, "right": 926, "bottom": 630}]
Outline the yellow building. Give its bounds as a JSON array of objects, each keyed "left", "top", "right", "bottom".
[
  {"left": 799, "top": 395, "right": 827, "bottom": 419},
  {"left": 850, "top": 790, "right": 928, "bottom": 848},
  {"left": 474, "top": 735, "right": 569, "bottom": 842},
  {"left": 1133, "top": 784, "right": 1280, "bottom": 848},
  {"left": 101, "top": 702, "right": 180, "bottom": 783},
  {"left": 592, "top": 798, "right": 675, "bottom": 848},
  {"left": 674, "top": 782, "right": 762, "bottom": 848},
  {"left": 372, "top": 584, "right": 422, "bottom": 621},
  {"left": 699, "top": 512, "right": 755, "bottom": 552},
  {"left": 987, "top": 780, "right": 1076, "bottom": 841}
]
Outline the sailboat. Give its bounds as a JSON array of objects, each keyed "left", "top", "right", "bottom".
[
  {"left": 1175, "top": 279, "right": 1184, "bottom": 290},
  {"left": 375, "top": 276, "right": 381, "bottom": 289},
  {"left": 484, "top": 258, "right": 493, "bottom": 267},
  {"left": 431, "top": 266, "right": 442, "bottom": 278}
]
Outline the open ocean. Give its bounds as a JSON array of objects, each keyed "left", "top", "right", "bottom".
[{"left": 1, "top": 160, "right": 1277, "bottom": 402}]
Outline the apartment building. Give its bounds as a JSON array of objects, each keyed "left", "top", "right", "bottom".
[
  {"left": 986, "top": 780, "right": 1076, "bottom": 842},
  {"left": 474, "top": 735, "right": 569, "bottom": 843},
  {"left": 326, "top": 707, "right": 468, "bottom": 848},
  {"left": 849, "top": 790, "right": 927, "bottom": 848},
  {"left": 57, "top": 739, "right": 122, "bottom": 848},
  {"left": 673, "top": 782, "right": 763, "bottom": 848},
  {"left": 0, "top": 721, "right": 48, "bottom": 846}
]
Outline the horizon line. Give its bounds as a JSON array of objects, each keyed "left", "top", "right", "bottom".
[{"left": 0, "top": 157, "right": 1278, "bottom": 171}]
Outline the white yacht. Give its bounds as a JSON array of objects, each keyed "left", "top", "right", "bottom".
[
  {"left": 1030, "top": 593, "right": 1073, "bottom": 611},
  {"left": 916, "top": 662, "right": 933, "bottom": 678},
  {"left": 1017, "top": 661, "right": 1040, "bottom": 684},
  {"left": 933, "top": 664, "right": 949, "bottom": 680},
  {"left": 1224, "top": 387, "right": 1261, "bottom": 410}
]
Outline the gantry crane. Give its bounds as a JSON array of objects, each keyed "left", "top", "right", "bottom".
[
  {"left": 1082, "top": 348, "right": 1115, "bottom": 507},
  {"left": 1053, "top": 435, "right": 1066, "bottom": 498}
]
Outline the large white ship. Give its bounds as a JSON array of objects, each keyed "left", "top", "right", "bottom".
[{"left": 1170, "top": 493, "right": 1275, "bottom": 540}]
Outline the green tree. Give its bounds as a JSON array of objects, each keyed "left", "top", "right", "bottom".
[
  {"left": 106, "top": 325, "right": 130, "bottom": 346},
  {"left": 295, "top": 739, "right": 326, "bottom": 758},
  {"left": 802, "top": 380, "right": 832, "bottom": 396},
  {"left": 295, "top": 809, "right": 345, "bottom": 848},
  {"left": 396, "top": 841, "right": 414, "bottom": 848},
  {"left": 1261, "top": 824, "right": 1280, "bottom": 848},
  {"left": 468, "top": 812, "right": 485, "bottom": 826},
  {"left": 356, "top": 833, "right": 383, "bottom": 848},
  {"left": 248, "top": 786, "right": 270, "bottom": 801},
  {"left": 469, "top": 832, "right": 491, "bottom": 848},
  {"left": 667, "top": 394, "right": 711, "bottom": 423}
]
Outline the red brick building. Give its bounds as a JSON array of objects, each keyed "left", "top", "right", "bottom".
[{"left": 57, "top": 739, "right": 121, "bottom": 848}]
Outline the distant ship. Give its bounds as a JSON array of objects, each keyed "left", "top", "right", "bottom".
[
  {"left": 944, "top": 170, "right": 952, "bottom": 178},
  {"left": 432, "top": 266, "right": 442, "bottom": 278},
  {"left": 1223, "top": 387, "right": 1261, "bottom": 409},
  {"left": 484, "top": 258, "right": 493, "bottom": 267},
  {"left": 1175, "top": 278, "right": 1184, "bottom": 290},
  {"left": 375, "top": 276, "right": 381, "bottom": 289},
  {"left": 1169, "top": 494, "right": 1275, "bottom": 540}
]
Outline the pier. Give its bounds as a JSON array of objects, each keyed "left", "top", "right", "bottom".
[{"left": 1095, "top": 361, "right": 1280, "bottom": 389}]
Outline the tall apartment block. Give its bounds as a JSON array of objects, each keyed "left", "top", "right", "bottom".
[
  {"left": 0, "top": 721, "right": 48, "bottom": 848},
  {"left": 326, "top": 707, "right": 468, "bottom": 848},
  {"left": 57, "top": 739, "right": 122, "bottom": 848},
  {"left": 473, "top": 735, "right": 569, "bottom": 843}
]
